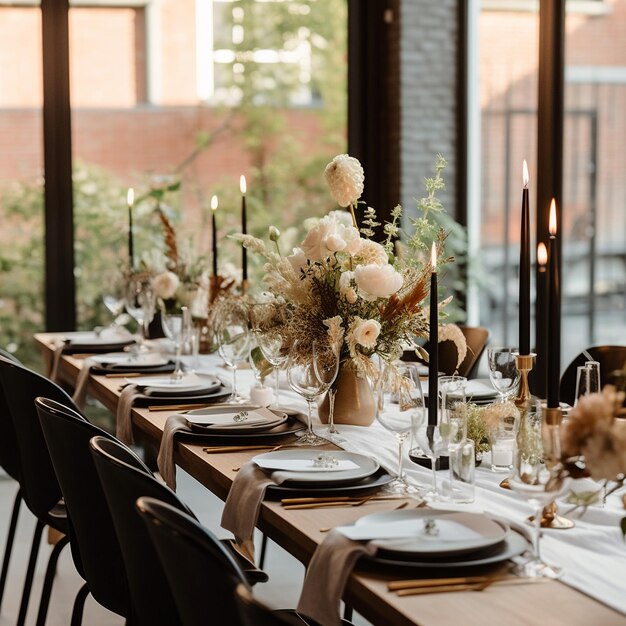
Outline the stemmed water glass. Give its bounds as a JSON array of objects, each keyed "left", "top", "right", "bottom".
[
  {"left": 257, "top": 329, "right": 288, "bottom": 410},
  {"left": 414, "top": 416, "right": 452, "bottom": 502},
  {"left": 217, "top": 310, "right": 251, "bottom": 403},
  {"left": 162, "top": 307, "right": 188, "bottom": 383},
  {"left": 509, "top": 402, "right": 569, "bottom": 578},
  {"left": 124, "top": 278, "right": 156, "bottom": 357},
  {"left": 375, "top": 363, "right": 424, "bottom": 495},
  {"left": 287, "top": 339, "right": 339, "bottom": 446},
  {"left": 488, "top": 347, "right": 521, "bottom": 402}
]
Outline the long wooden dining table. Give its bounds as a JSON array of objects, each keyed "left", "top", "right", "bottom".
[{"left": 35, "top": 334, "right": 626, "bottom": 626}]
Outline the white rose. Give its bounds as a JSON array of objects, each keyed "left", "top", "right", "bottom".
[
  {"left": 324, "top": 154, "right": 365, "bottom": 207},
  {"left": 300, "top": 216, "right": 334, "bottom": 261},
  {"left": 339, "top": 271, "right": 358, "bottom": 304},
  {"left": 336, "top": 223, "right": 362, "bottom": 256},
  {"left": 328, "top": 209, "right": 354, "bottom": 227},
  {"left": 351, "top": 318, "right": 381, "bottom": 350},
  {"left": 287, "top": 247, "right": 307, "bottom": 274},
  {"left": 153, "top": 271, "right": 180, "bottom": 300},
  {"left": 354, "top": 264, "right": 403, "bottom": 300}
]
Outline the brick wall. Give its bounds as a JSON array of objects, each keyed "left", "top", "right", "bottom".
[{"left": 399, "top": 0, "right": 458, "bottom": 219}]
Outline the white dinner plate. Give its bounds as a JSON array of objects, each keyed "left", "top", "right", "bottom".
[
  {"left": 465, "top": 379, "right": 499, "bottom": 400},
  {"left": 186, "top": 405, "right": 288, "bottom": 434},
  {"left": 62, "top": 329, "right": 133, "bottom": 346},
  {"left": 91, "top": 352, "right": 169, "bottom": 367},
  {"left": 345, "top": 509, "right": 509, "bottom": 557},
  {"left": 127, "top": 374, "right": 219, "bottom": 393},
  {"left": 253, "top": 450, "right": 379, "bottom": 485}
]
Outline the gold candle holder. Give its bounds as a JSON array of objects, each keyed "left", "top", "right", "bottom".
[
  {"left": 500, "top": 353, "right": 536, "bottom": 490},
  {"left": 529, "top": 405, "right": 575, "bottom": 530}
]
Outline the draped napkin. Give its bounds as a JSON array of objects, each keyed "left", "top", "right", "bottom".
[
  {"left": 116, "top": 385, "right": 144, "bottom": 444},
  {"left": 157, "top": 414, "right": 192, "bottom": 490},
  {"left": 49, "top": 343, "right": 65, "bottom": 382},
  {"left": 297, "top": 530, "right": 377, "bottom": 626},
  {"left": 72, "top": 357, "right": 96, "bottom": 409},
  {"left": 221, "top": 462, "right": 276, "bottom": 562}
]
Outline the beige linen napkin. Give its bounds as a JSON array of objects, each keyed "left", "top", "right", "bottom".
[
  {"left": 156, "top": 414, "right": 192, "bottom": 490},
  {"left": 221, "top": 462, "right": 275, "bottom": 562},
  {"left": 297, "top": 530, "right": 377, "bottom": 626},
  {"left": 72, "top": 358, "right": 96, "bottom": 410},
  {"left": 116, "top": 385, "right": 144, "bottom": 445}
]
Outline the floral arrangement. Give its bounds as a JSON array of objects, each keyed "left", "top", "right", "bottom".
[{"left": 235, "top": 154, "right": 454, "bottom": 382}]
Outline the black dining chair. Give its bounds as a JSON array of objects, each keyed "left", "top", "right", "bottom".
[
  {"left": 90, "top": 436, "right": 268, "bottom": 626},
  {"left": 136, "top": 497, "right": 349, "bottom": 626},
  {"left": 35, "top": 397, "right": 132, "bottom": 625},
  {"left": 0, "top": 357, "right": 76, "bottom": 626},
  {"left": 0, "top": 351, "right": 23, "bottom": 615},
  {"left": 560, "top": 345, "right": 626, "bottom": 406}
]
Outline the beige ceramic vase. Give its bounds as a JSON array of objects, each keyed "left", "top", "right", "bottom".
[{"left": 318, "top": 361, "right": 376, "bottom": 426}]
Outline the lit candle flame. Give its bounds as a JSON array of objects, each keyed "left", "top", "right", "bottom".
[
  {"left": 240, "top": 175, "right": 247, "bottom": 195},
  {"left": 127, "top": 187, "right": 134, "bottom": 207},
  {"left": 211, "top": 195, "right": 218, "bottom": 211},
  {"left": 522, "top": 160, "right": 529, "bottom": 188},
  {"left": 431, "top": 242, "right": 437, "bottom": 272},
  {"left": 537, "top": 242, "right": 548, "bottom": 266},
  {"left": 549, "top": 198, "right": 557, "bottom": 236}
]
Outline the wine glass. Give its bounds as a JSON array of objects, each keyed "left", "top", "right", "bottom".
[
  {"left": 415, "top": 417, "right": 451, "bottom": 501},
  {"left": 162, "top": 307, "right": 187, "bottom": 383},
  {"left": 102, "top": 275, "right": 126, "bottom": 327},
  {"left": 217, "top": 310, "right": 251, "bottom": 403},
  {"left": 508, "top": 402, "right": 569, "bottom": 579},
  {"left": 375, "top": 363, "right": 424, "bottom": 495},
  {"left": 257, "top": 329, "right": 288, "bottom": 410},
  {"left": 249, "top": 335, "right": 273, "bottom": 391},
  {"left": 488, "top": 347, "right": 521, "bottom": 402},
  {"left": 125, "top": 278, "right": 156, "bottom": 356},
  {"left": 287, "top": 339, "right": 339, "bottom": 446}
]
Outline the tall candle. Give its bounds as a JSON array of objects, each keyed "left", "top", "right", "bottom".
[
  {"left": 519, "top": 160, "right": 530, "bottom": 354},
  {"left": 546, "top": 199, "right": 560, "bottom": 408},
  {"left": 127, "top": 187, "right": 134, "bottom": 269},
  {"left": 211, "top": 195, "right": 218, "bottom": 276},
  {"left": 240, "top": 175, "right": 248, "bottom": 282},
  {"left": 428, "top": 242, "right": 439, "bottom": 426}
]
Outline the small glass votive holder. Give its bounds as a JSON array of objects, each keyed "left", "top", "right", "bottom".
[
  {"left": 448, "top": 439, "right": 475, "bottom": 503},
  {"left": 489, "top": 413, "right": 518, "bottom": 472}
]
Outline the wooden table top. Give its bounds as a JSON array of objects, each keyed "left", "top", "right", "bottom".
[{"left": 35, "top": 334, "right": 626, "bottom": 626}]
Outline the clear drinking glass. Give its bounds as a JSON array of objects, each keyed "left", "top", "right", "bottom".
[
  {"left": 489, "top": 408, "right": 519, "bottom": 472},
  {"left": 439, "top": 375, "right": 467, "bottom": 439},
  {"left": 488, "top": 347, "right": 521, "bottom": 402},
  {"left": 217, "top": 311, "right": 251, "bottom": 403},
  {"left": 375, "top": 363, "right": 424, "bottom": 495},
  {"left": 509, "top": 401, "right": 569, "bottom": 579},
  {"left": 287, "top": 339, "right": 339, "bottom": 446},
  {"left": 257, "top": 330, "right": 288, "bottom": 410},
  {"left": 162, "top": 308, "right": 186, "bottom": 383},
  {"left": 575, "top": 361, "right": 601, "bottom": 405},
  {"left": 448, "top": 438, "right": 476, "bottom": 503}
]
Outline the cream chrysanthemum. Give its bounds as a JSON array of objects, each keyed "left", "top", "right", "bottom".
[
  {"left": 354, "top": 239, "right": 388, "bottom": 266},
  {"left": 324, "top": 154, "right": 364, "bottom": 207}
]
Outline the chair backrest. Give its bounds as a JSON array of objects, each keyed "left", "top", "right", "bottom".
[
  {"left": 136, "top": 496, "right": 250, "bottom": 626},
  {"left": 234, "top": 585, "right": 310, "bottom": 626},
  {"left": 0, "top": 357, "right": 76, "bottom": 520},
  {"left": 89, "top": 436, "right": 190, "bottom": 626},
  {"left": 403, "top": 326, "right": 491, "bottom": 379},
  {"left": 36, "top": 397, "right": 130, "bottom": 618},
  {"left": 560, "top": 345, "right": 626, "bottom": 406},
  {"left": 0, "top": 354, "right": 22, "bottom": 482}
]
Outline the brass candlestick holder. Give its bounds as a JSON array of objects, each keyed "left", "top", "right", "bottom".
[
  {"left": 529, "top": 405, "right": 575, "bottom": 530},
  {"left": 500, "top": 353, "right": 536, "bottom": 490}
]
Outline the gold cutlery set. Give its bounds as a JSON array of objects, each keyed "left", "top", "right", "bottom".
[{"left": 387, "top": 574, "right": 548, "bottom": 596}]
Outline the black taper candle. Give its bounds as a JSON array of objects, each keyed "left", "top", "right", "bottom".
[
  {"left": 546, "top": 200, "right": 560, "bottom": 408},
  {"left": 240, "top": 175, "right": 248, "bottom": 282},
  {"left": 519, "top": 161, "right": 530, "bottom": 354},
  {"left": 210, "top": 195, "right": 218, "bottom": 276},
  {"left": 428, "top": 243, "right": 439, "bottom": 426},
  {"left": 127, "top": 188, "right": 134, "bottom": 269}
]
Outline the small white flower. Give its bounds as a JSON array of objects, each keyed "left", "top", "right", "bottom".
[
  {"left": 339, "top": 271, "right": 358, "bottom": 304},
  {"left": 286, "top": 247, "right": 307, "bottom": 274},
  {"left": 354, "top": 264, "right": 403, "bottom": 300},
  {"left": 325, "top": 232, "right": 347, "bottom": 253},
  {"left": 324, "top": 154, "right": 364, "bottom": 207},
  {"left": 349, "top": 317, "right": 381, "bottom": 351},
  {"left": 153, "top": 271, "right": 180, "bottom": 300}
]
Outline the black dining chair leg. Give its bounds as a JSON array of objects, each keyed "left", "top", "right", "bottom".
[
  {"left": 17, "top": 519, "right": 45, "bottom": 626},
  {"left": 0, "top": 487, "right": 22, "bottom": 611},
  {"left": 343, "top": 605, "right": 353, "bottom": 621},
  {"left": 258, "top": 533, "right": 269, "bottom": 569},
  {"left": 35, "top": 534, "right": 70, "bottom": 626},
  {"left": 70, "top": 583, "right": 90, "bottom": 626}
]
